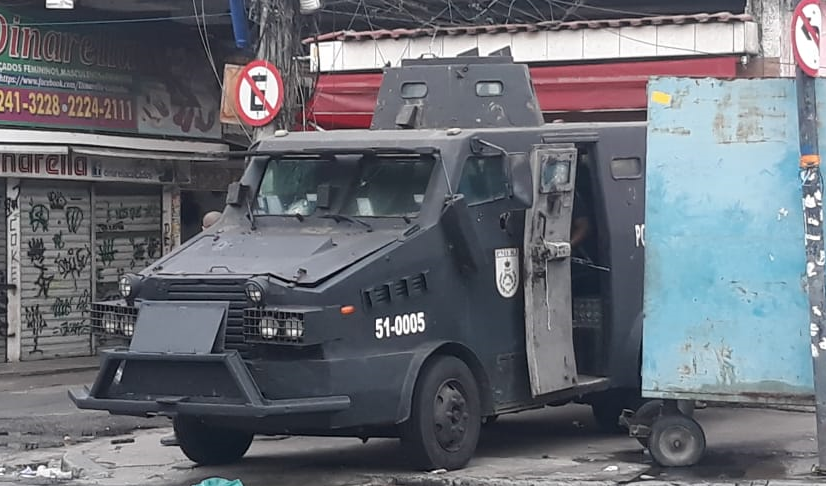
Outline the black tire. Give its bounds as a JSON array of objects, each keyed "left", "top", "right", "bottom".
[
  {"left": 591, "top": 400, "right": 624, "bottom": 433},
  {"left": 590, "top": 388, "right": 647, "bottom": 434},
  {"left": 173, "top": 415, "right": 254, "bottom": 466},
  {"left": 677, "top": 400, "right": 696, "bottom": 416},
  {"left": 631, "top": 399, "right": 664, "bottom": 448},
  {"left": 400, "top": 355, "right": 482, "bottom": 471},
  {"left": 648, "top": 414, "right": 706, "bottom": 467},
  {"left": 482, "top": 415, "right": 499, "bottom": 427}
]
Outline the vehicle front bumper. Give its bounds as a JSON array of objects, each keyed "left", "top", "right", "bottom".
[{"left": 68, "top": 350, "right": 351, "bottom": 419}]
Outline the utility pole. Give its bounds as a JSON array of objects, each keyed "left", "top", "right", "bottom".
[
  {"left": 251, "top": 0, "right": 307, "bottom": 141},
  {"left": 791, "top": 0, "right": 826, "bottom": 473}
]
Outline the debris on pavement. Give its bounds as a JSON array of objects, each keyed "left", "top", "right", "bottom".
[
  {"left": 111, "top": 438, "right": 135, "bottom": 445},
  {"left": 18, "top": 464, "right": 73, "bottom": 480},
  {"left": 428, "top": 468, "right": 447, "bottom": 474},
  {"left": 602, "top": 465, "right": 619, "bottom": 472}
]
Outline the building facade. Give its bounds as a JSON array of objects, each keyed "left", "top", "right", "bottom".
[{"left": 0, "top": 7, "right": 233, "bottom": 362}]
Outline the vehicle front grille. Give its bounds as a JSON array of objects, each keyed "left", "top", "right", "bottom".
[
  {"left": 243, "top": 308, "right": 305, "bottom": 344},
  {"left": 164, "top": 279, "right": 250, "bottom": 356}
]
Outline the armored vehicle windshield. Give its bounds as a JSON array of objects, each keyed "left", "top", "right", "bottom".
[{"left": 254, "top": 152, "right": 437, "bottom": 219}]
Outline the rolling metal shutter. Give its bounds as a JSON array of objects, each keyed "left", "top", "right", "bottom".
[
  {"left": 20, "top": 181, "right": 92, "bottom": 360},
  {"left": 94, "top": 186, "right": 163, "bottom": 301}
]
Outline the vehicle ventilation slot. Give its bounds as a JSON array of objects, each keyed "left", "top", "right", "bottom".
[
  {"left": 362, "top": 272, "right": 429, "bottom": 308},
  {"left": 408, "top": 272, "right": 428, "bottom": 294},
  {"left": 394, "top": 280, "right": 409, "bottom": 297}
]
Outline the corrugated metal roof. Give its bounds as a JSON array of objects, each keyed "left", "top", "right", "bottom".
[{"left": 304, "top": 11, "right": 754, "bottom": 43}]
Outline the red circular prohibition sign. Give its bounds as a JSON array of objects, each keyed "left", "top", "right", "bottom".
[
  {"left": 792, "top": 0, "right": 823, "bottom": 77},
  {"left": 234, "top": 59, "right": 285, "bottom": 127}
]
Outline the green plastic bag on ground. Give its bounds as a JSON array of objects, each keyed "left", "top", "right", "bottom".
[{"left": 192, "top": 478, "right": 244, "bottom": 486}]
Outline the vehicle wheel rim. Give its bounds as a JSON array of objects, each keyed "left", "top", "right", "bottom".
[
  {"left": 658, "top": 424, "right": 698, "bottom": 464},
  {"left": 433, "top": 379, "right": 470, "bottom": 453}
]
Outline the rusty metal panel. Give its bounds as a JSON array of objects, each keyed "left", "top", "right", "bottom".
[{"left": 644, "top": 77, "right": 814, "bottom": 404}]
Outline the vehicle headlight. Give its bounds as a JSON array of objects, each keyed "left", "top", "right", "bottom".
[
  {"left": 282, "top": 317, "right": 304, "bottom": 338},
  {"left": 259, "top": 317, "right": 278, "bottom": 339},
  {"left": 103, "top": 313, "right": 118, "bottom": 334},
  {"left": 244, "top": 280, "right": 265, "bottom": 304},
  {"left": 122, "top": 320, "right": 135, "bottom": 337},
  {"left": 118, "top": 274, "right": 141, "bottom": 299}
]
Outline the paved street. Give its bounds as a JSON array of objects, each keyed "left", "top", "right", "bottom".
[{"left": 0, "top": 367, "right": 821, "bottom": 486}]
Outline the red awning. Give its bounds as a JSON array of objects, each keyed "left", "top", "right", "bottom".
[{"left": 302, "top": 56, "right": 739, "bottom": 130}]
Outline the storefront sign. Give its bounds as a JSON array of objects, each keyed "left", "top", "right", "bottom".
[
  {"left": 0, "top": 10, "right": 222, "bottom": 140},
  {"left": 0, "top": 153, "right": 188, "bottom": 184}
]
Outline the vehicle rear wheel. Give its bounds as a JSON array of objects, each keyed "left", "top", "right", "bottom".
[
  {"left": 173, "top": 416, "right": 253, "bottom": 466},
  {"left": 591, "top": 390, "right": 642, "bottom": 434},
  {"left": 401, "top": 355, "right": 482, "bottom": 471}
]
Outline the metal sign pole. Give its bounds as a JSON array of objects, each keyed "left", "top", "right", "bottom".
[
  {"left": 797, "top": 63, "right": 826, "bottom": 472},
  {"left": 793, "top": 0, "right": 826, "bottom": 471}
]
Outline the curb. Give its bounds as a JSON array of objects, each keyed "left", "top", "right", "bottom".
[
  {"left": 0, "top": 363, "right": 99, "bottom": 378},
  {"left": 381, "top": 475, "right": 826, "bottom": 486}
]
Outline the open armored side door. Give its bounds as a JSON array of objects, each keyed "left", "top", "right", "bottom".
[{"left": 523, "top": 144, "right": 579, "bottom": 397}]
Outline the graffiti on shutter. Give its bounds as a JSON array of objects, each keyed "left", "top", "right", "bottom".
[
  {"left": 20, "top": 181, "right": 92, "bottom": 360},
  {"left": 94, "top": 191, "right": 162, "bottom": 301}
]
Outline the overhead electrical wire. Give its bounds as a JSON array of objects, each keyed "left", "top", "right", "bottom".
[{"left": 192, "top": 0, "right": 253, "bottom": 142}]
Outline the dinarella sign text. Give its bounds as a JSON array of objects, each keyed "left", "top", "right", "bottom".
[{"left": 0, "top": 14, "right": 135, "bottom": 72}]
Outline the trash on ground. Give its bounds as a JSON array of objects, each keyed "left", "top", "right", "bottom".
[
  {"left": 23, "top": 465, "right": 72, "bottom": 480},
  {"left": 640, "top": 474, "right": 656, "bottom": 480},
  {"left": 111, "top": 437, "right": 135, "bottom": 445},
  {"left": 191, "top": 478, "right": 244, "bottom": 486},
  {"left": 602, "top": 465, "right": 619, "bottom": 472},
  {"left": 428, "top": 468, "right": 447, "bottom": 474}
]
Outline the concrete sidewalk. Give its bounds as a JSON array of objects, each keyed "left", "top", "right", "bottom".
[{"left": 0, "top": 356, "right": 99, "bottom": 378}]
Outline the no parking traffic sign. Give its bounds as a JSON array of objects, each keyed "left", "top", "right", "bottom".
[
  {"left": 234, "top": 60, "right": 285, "bottom": 126},
  {"left": 792, "top": 0, "right": 823, "bottom": 77}
]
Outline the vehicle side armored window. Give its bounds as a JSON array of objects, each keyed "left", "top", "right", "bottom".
[{"left": 458, "top": 155, "right": 509, "bottom": 206}]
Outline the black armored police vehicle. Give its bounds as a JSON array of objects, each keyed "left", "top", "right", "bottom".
[{"left": 71, "top": 56, "right": 648, "bottom": 471}]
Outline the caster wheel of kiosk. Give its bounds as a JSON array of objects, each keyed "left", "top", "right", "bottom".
[
  {"left": 631, "top": 400, "right": 664, "bottom": 448},
  {"left": 648, "top": 414, "right": 706, "bottom": 467},
  {"left": 173, "top": 416, "right": 254, "bottom": 466},
  {"left": 401, "top": 356, "right": 482, "bottom": 471}
]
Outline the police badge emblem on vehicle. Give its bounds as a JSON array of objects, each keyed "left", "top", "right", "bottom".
[{"left": 495, "top": 248, "right": 519, "bottom": 298}]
